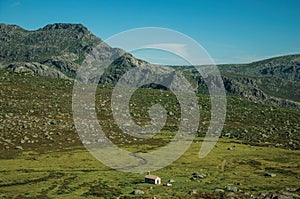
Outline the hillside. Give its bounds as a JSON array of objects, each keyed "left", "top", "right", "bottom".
[
  {"left": 1, "top": 23, "right": 300, "bottom": 109},
  {"left": 0, "top": 23, "right": 300, "bottom": 198},
  {"left": 0, "top": 23, "right": 100, "bottom": 78},
  {"left": 171, "top": 55, "right": 300, "bottom": 109},
  {"left": 0, "top": 68, "right": 299, "bottom": 198},
  {"left": 219, "top": 54, "right": 300, "bottom": 81}
]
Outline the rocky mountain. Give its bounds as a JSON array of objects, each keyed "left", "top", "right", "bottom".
[
  {"left": 0, "top": 23, "right": 100, "bottom": 78},
  {"left": 0, "top": 23, "right": 299, "bottom": 109},
  {"left": 171, "top": 55, "right": 300, "bottom": 109},
  {"left": 219, "top": 54, "right": 300, "bottom": 82}
]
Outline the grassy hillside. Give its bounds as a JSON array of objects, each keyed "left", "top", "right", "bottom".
[
  {"left": 1, "top": 69, "right": 299, "bottom": 155},
  {"left": 0, "top": 69, "right": 299, "bottom": 198}
]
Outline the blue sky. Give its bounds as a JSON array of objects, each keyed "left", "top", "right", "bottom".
[{"left": 1, "top": 0, "right": 300, "bottom": 64}]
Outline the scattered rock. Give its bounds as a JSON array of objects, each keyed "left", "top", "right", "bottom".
[
  {"left": 4, "top": 139, "right": 12, "bottom": 144},
  {"left": 225, "top": 184, "right": 238, "bottom": 192},
  {"left": 285, "top": 187, "right": 298, "bottom": 192},
  {"left": 163, "top": 183, "right": 172, "bottom": 187},
  {"left": 188, "top": 190, "right": 198, "bottom": 195},
  {"left": 226, "top": 193, "right": 239, "bottom": 199},
  {"left": 48, "top": 119, "right": 56, "bottom": 125},
  {"left": 281, "top": 192, "right": 300, "bottom": 199},
  {"left": 7, "top": 113, "right": 13, "bottom": 117},
  {"left": 192, "top": 172, "right": 207, "bottom": 179},
  {"left": 21, "top": 124, "right": 27, "bottom": 129},
  {"left": 214, "top": 189, "right": 225, "bottom": 193},
  {"left": 224, "top": 133, "right": 231, "bottom": 137},
  {"left": 15, "top": 146, "right": 23, "bottom": 150},
  {"left": 132, "top": 189, "right": 144, "bottom": 195},
  {"left": 264, "top": 173, "right": 276, "bottom": 177}
]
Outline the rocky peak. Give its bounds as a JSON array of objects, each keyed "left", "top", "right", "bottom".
[
  {"left": 40, "top": 23, "right": 89, "bottom": 34},
  {"left": 0, "top": 24, "right": 25, "bottom": 33}
]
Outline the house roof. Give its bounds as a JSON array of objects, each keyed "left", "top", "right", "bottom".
[{"left": 145, "top": 175, "right": 160, "bottom": 180}]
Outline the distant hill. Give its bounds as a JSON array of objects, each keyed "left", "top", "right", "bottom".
[
  {"left": 0, "top": 23, "right": 299, "bottom": 109},
  {"left": 219, "top": 54, "right": 300, "bottom": 81},
  {"left": 170, "top": 55, "right": 300, "bottom": 109}
]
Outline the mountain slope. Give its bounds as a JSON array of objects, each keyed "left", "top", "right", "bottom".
[
  {"left": 218, "top": 54, "right": 300, "bottom": 81},
  {"left": 171, "top": 55, "right": 300, "bottom": 109},
  {"left": 0, "top": 23, "right": 299, "bottom": 109},
  {"left": 0, "top": 23, "right": 100, "bottom": 78},
  {"left": 0, "top": 23, "right": 194, "bottom": 91},
  {"left": 218, "top": 55, "right": 300, "bottom": 105}
]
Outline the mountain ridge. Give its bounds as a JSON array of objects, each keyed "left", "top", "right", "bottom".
[{"left": 1, "top": 23, "right": 299, "bottom": 109}]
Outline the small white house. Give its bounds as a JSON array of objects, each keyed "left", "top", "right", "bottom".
[{"left": 145, "top": 171, "right": 161, "bottom": 185}]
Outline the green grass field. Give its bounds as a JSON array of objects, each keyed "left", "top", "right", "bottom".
[{"left": 0, "top": 138, "right": 299, "bottom": 198}]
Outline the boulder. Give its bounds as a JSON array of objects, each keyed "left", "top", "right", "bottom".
[
  {"left": 188, "top": 190, "right": 198, "bottom": 195},
  {"left": 264, "top": 173, "right": 276, "bottom": 177},
  {"left": 15, "top": 146, "right": 23, "bottom": 150},
  {"left": 132, "top": 190, "right": 144, "bottom": 195}
]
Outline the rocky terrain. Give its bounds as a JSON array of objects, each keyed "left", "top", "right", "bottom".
[
  {"left": 0, "top": 23, "right": 299, "bottom": 198},
  {"left": 0, "top": 23, "right": 99, "bottom": 78},
  {"left": 1, "top": 69, "right": 299, "bottom": 155},
  {"left": 0, "top": 23, "right": 300, "bottom": 110},
  {"left": 172, "top": 54, "right": 300, "bottom": 109}
]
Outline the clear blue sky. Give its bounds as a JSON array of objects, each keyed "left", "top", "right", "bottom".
[{"left": 1, "top": 0, "right": 300, "bottom": 64}]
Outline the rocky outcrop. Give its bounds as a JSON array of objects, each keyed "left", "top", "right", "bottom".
[{"left": 6, "top": 62, "right": 70, "bottom": 79}]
